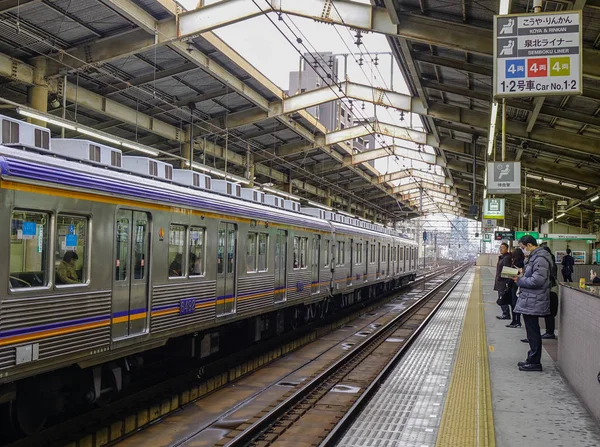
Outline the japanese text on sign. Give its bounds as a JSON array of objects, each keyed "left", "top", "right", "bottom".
[{"left": 494, "top": 12, "right": 581, "bottom": 98}]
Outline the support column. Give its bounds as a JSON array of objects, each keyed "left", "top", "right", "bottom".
[
  {"left": 27, "top": 57, "right": 48, "bottom": 127},
  {"left": 181, "top": 125, "right": 192, "bottom": 168},
  {"left": 246, "top": 148, "right": 255, "bottom": 187},
  {"left": 325, "top": 194, "right": 332, "bottom": 208}
]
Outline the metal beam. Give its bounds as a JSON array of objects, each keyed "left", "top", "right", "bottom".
[
  {"left": 177, "top": 2, "right": 600, "bottom": 79},
  {"left": 281, "top": 81, "right": 426, "bottom": 116},
  {"left": 350, "top": 144, "right": 443, "bottom": 166},
  {"left": 393, "top": 181, "right": 451, "bottom": 195},
  {"left": 379, "top": 169, "right": 450, "bottom": 185},
  {"left": 326, "top": 121, "right": 429, "bottom": 147}
]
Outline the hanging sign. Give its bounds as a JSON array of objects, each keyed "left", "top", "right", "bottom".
[
  {"left": 482, "top": 218, "right": 497, "bottom": 232},
  {"left": 515, "top": 231, "right": 540, "bottom": 240},
  {"left": 494, "top": 11, "right": 582, "bottom": 98},
  {"left": 495, "top": 231, "right": 515, "bottom": 241},
  {"left": 483, "top": 233, "right": 493, "bottom": 242},
  {"left": 487, "top": 162, "right": 521, "bottom": 194},
  {"left": 483, "top": 198, "right": 505, "bottom": 219}
]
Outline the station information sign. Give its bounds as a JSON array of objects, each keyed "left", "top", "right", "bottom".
[
  {"left": 494, "top": 11, "right": 582, "bottom": 98},
  {"left": 482, "top": 218, "right": 497, "bottom": 232},
  {"left": 495, "top": 231, "right": 515, "bottom": 241},
  {"left": 487, "top": 162, "right": 521, "bottom": 194},
  {"left": 483, "top": 198, "right": 505, "bottom": 220},
  {"left": 515, "top": 231, "right": 540, "bottom": 240}
]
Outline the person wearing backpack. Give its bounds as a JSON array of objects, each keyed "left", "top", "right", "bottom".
[
  {"left": 513, "top": 235, "right": 552, "bottom": 372},
  {"left": 561, "top": 248, "right": 575, "bottom": 282}
]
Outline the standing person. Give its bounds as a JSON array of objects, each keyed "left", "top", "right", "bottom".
[
  {"left": 506, "top": 247, "right": 525, "bottom": 328},
  {"left": 513, "top": 235, "right": 553, "bottom": 372},
  {"left": 495, "top": 242, "right": 513, "bottom": 321},
  {"left": 561, "top": 248, "right": 575, "bottom": 282}
]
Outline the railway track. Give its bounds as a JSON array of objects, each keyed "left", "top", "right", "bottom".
[
  {"left": 5, "top": 266, "right": 457, "bottom": 447},
  {"left": 214, "top": 267, "right": 467, "bottom": 447}
]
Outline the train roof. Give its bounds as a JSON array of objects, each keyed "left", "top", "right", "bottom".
[{"left": 0, "top": 144, "right": 415, "bottom": 243}]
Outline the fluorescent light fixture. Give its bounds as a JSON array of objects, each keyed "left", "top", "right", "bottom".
[
  {"left": 487, "top": 102, "right": 499, "bottom": 156},
  {"left": 262, "top": 186, "right": 300, "bottom": 201},
  {"left": 338, "top": 210, "right": 355, "bottom": 218},
  {"left": 121, "top": 141, "right": 159, "bottom": 156},
  {"left": 190, "top": 162, "right": 211, "bottom": 173},
  {"left": 591, "top": 195, "right": 599, "bottom": 202},
  {"left": 547, "top": 218, "right": 554, "bottom": 223},
  {"left": 557, "top": 213, "right": 565, "bottom": 218},
  {"left": 77, "top": 127, "right": 121, "bottom": 146},
  {"left": 17, "top": 108, "right": 77, "bottom": 130}
]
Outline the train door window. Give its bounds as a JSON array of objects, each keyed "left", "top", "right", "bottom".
[
  {"left": 169, "top": 224, "right": 186, "bottom": 277},
  {"left": 300, "top": 237, "right": 307, "bottom": 268},
  {"left": 115, "top": 215, "right": 129, "bottom": 282},
  {"left": 370, "top": 244, "right": 375, "bottom": 263},
  {"left": 323, "top": 239, "right": 330, "bottom": 267},
  {"left": 247, "top": 232, "right": 257, "bottom": 273},
  {"left": 55, "top": 215, "right": 88, "bottom": 286},
  {"left": 294, "top": 237, "right": 308, "bottom": 269},
  {"left": 258, "top": 233, "right": 268, "bottom": 272},
  {"left": 356, "top": 243, "right": 363, "bottom": 264},
  {"left": 336, "top": 241, "right": 345, "bottom": 266},
  {"left": 189, "top": 227, "right": 205, "bottom": 276},
  {"left": 9, "top": 211, "right": 50, "bottom": 289},
  {"left": 274, "top": 230, "right": 288, "bottom": 303},
  {"left": 381, "top": 245, "right": 386, "bottom": 263},
  {"left": 293, "top": 237, "right": 299, "bottom": 269}
]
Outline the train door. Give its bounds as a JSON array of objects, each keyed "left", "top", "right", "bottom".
[
  {"left": 377, "top": 242, "right": 381, "bottom": 279},
  {"left": 364, "top": 242, "right": 369, "bottom": 281},
  {"left": 216, "top": 222, "right": 237, "bottom": 315},
  {"left": 347, "top": 238, "right": 354, "bottom": 286},
  {"left": 311, "top": 235, "right": 320, "bottom": 294},
  {"left": 274, "top": 229, "right": 288, "bottom": 303},
  {"left": 112, "top": 210, "right": 150, "bottom": 340}
]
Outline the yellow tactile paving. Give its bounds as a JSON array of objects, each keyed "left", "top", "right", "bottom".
[{"left": 435, "top": 267, "right": 495, "bottom": 447}]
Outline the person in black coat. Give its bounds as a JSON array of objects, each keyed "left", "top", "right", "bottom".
[
  {"left": 561, "top": 248, "right": 575, "bottom": 282},
  {"left": 495, "top": 243, "right": 513, "bottom": 320},
  {"left": 506, "top": 247, "right": 525, "bottom": 328}
]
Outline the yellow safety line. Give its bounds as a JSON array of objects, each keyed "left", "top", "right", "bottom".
[{"left": 435, "top": 267, "right": 495, "bottom": 447}]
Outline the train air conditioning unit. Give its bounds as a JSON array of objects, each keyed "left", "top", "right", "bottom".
[
  {"left": 241, "top": 188, "right": 265, "bottom": 203},
  {"left": 0, "top": 115, "right": 50, "bottom": 152},
  {"left": 172, "top": 169, "right": 211, "bottom": 190},
  {"left": 264, "top": 194, "right": 285, "bottom": 209},
  {"left": 211, "top": 179, "right": 242, "bottom": 198},
  {"left": 51, "top": 139, "right": 123, "bottom": 168},
  {"left": 122, "top": 156, "right": 173, "bottom": 180},
  {"left": 283, "top": 199, "right": 300, "bottom": 212},
  {"left": 300, "top": 207, "right": 327, "bottom": 219},
  {"left": 557, "top": 200, "right": 568, "bottom": 213}
]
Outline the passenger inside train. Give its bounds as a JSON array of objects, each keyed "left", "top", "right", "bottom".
[{"left": 56, "top": 251, "right": 80, "bottom": 285}]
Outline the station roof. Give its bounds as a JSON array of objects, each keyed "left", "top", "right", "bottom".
[
  {"left": 1, "top": 0, "right": 599, "bottom": 229},
  {"left": 381, "top": 0, "right": 600, "bottom": 229}
]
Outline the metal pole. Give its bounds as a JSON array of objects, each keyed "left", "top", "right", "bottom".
[
  {"left": 61, "top": 74, "right": 67, "bottom": 138},
  {"left": 390, "top": 54, "right": 394, "bottom": 90},
  {"left": 502, "top": 98, "right": 507, "bottom": 161},
  {"left": 533, "top": 0, "right": 542, "bottom": 13},
  {"left": 297, "top": 55, "right": 303, "bottom": 95}
]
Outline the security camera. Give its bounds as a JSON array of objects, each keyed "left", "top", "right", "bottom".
[{"left": 520, "top": 141, "right": 528, "bottom": 150}]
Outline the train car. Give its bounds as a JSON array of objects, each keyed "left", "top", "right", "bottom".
[{"left": 0, "top": 115, "right": 418, "bottom": 433}]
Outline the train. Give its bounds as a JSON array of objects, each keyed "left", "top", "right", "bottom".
[{"left": 0, "top": 115, "right": 419, "bottom": 433}]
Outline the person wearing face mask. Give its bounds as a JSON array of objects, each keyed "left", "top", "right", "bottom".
[{"left": 512, "top": 235, "right": 553, "bottom": 372}]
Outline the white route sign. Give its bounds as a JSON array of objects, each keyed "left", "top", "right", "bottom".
[{"left": 494, "top": 11, "right": 582, "bottom": 98}]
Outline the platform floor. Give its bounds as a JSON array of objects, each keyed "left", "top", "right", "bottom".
[{"left": 338, "top": 267, "right": 600, "bottom": 447}]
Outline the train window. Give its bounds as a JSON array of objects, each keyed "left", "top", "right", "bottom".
[
  {"left": 169, "top": 224, "right": 186, "bottom": 277},
  {"left": 381, "top": 246, "right": 386, "bottom": 263},
  {"left": 356, "top": 243, "right": 363, "bottom": 264},
  {"left": 55, "top": 215, "right": 87, "bottom": 286},
  {"left": 258, "top": 233, "right": 268, "bottom": 272},
  {"left": 323, "top": 239, "right": 330, "bottom": 267},
  {"left": 247, "top": 232, "right": 257, "bottom": 272},
  {"left": 370, "top": 243, "right": 376, "bottom": 263},
  {"left": 9, "top": 211, "right": 50, "bottom": 289},
  {"left": 189, "top": 227, "right": 205, "bottom": 276}
]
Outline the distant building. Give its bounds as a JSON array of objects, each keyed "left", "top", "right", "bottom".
[
  {"left": 449, "top": 217, "right": 469, "bottom": 259},
  {"left": 288, "top": 52, "right": 375, "bottom": 158}
]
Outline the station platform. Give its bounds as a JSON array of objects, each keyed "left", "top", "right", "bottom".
[{"left": 339, "top": 267, "right": 600, "bottom": 447}]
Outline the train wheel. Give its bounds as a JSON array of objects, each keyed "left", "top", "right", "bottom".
[{"left": 8, "top": 390, "right": 48, "bottom": 435}]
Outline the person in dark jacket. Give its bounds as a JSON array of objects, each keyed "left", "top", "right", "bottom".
[
  {"left": 495, "top": 242, "right": 513, "bottom": 320},
  {"left": 506, "top": 247, "right": 525, "bottom": 328},
  {"left": 561, "top": 248, "right": 575, "bottom": 282},
  {"left": 513, "top": 235, "right": 553, "bottom": 372}
]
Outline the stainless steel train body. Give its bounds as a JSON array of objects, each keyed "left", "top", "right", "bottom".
[{"left": 0, "top": 138, "right": 418, "bottom": 399}]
